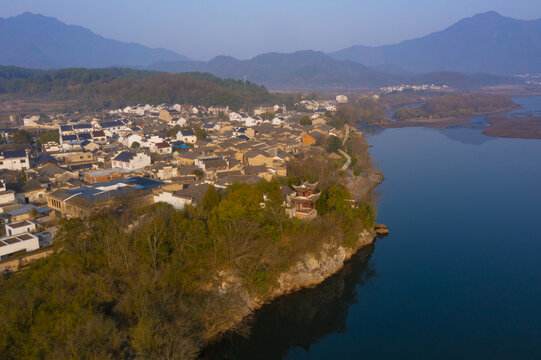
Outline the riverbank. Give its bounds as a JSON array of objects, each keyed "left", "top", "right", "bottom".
[
  {"left": 384, "top": 105, "right": 519, "bottom": 129},
  {"left": 382, "top": 103, "right": 541, "bottom": 140},
  {"left": 204, "top": 228, "right": 378, "bottom": 350},
  {"left": 202, "top": 128, "right": 383, "bottom": 353},
  {"left": 204, "top": 102, "right": 541, "bottom": 359}
]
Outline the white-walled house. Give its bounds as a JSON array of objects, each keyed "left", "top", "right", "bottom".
[
  {"left": 229, "top": 112, "right": 242, "bottom": 122},
  {"left": 73, "top": 123, "right": 93, "bottom": 134},
  {"left": 177, "top": 130, "right": 197, "bottom": 144},
  {"left": 272, "top": 117, "right": 284, "bottom": 126},
  {"left": 5, "top": 220, "right": 36, "bottom": 237},
  {"left": 0, "top": 150, "right": 30, "bottom": 171},
  {"left": 336, "top": 95, "right": 348, "bottom": 103},
  {"left": 23, "top": 115, "right": 40, "bottom": 127},
  {"left": 151, "top": 142, "right": 172, "bottom": 155},
  {"left": 0, "top": 232, "right": 39, "bottom": 259},
  {"left": 0, "top": 180, "right": 16, "bottom": 206},
  {"left": 202, "top": 123, "right": 221, "bottom": 132},
  {"left": 100, "top": 121, "right": 130, "bottom": 137},
  {"left": 111, "top": 151, "right": 151, "bottom": 170},
  {"left": 153, "top": 190, "right": 193, "bottom": 210},
  {"left": 169, "top": 117, "right": 187, "bottom": 127},
  {"left": 121, "top": 134, "right": 143, "bottom": 148},
  {"left": 92, "top": 130, "right": 107, "bottom": 144},
  {"left": 245, "top": 116, "right": 263, "bottom": 127}
]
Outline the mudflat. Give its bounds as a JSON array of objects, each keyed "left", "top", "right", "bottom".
[{"left": 483, "top": 114, "right": 541, "bottom": 139}]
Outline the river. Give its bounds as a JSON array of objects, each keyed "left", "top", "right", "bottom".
[{"left": 205, "top": 97, "right": 541, "bottom": 359}]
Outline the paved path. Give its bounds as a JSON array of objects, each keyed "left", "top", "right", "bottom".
[
  {"left": 342, "top": 125, "right": 350, "bottom": 146},
  {"left": 338, "top": 149, "right": 351, "bottom": 171}
]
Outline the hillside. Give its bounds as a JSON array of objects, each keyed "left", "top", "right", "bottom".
[
  {"left": 0, "top": 66, "right": 279, "bottom": 111},
  {"left": 330, "top": 12, "right": 541, "bottom": 75},
  {"left": 0, "top": 13, "right": 191, "bottom": 69}
]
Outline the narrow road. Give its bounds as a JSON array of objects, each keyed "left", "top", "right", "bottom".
[
  {"left": 338, "top": 149, "right": 351, "bottom": 171},
  {"left": 342, "top": 125, "right": 350, "bottom": 146}
]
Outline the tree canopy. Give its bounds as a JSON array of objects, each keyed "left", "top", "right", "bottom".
[
  {"left": 0, "top": 180, "right": 376, "bottom": 359},
  {"left": 13, "top": 129, "right": 32, "bottom": 144}
]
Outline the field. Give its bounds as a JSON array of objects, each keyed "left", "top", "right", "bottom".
[{"left": 0, "top": 94, "right": 76, "bottom": 123}]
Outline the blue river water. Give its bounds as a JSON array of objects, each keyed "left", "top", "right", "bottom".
[{"left": 205, "top": 97, "right": 541, "bottom": 359}]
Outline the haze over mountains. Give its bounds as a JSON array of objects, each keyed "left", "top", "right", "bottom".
[
  {"left": 0, "top": 11, "right": 537, "bottom": 90},
  {"left": 330, "top": 11, "right": 541, "bottom": 75},
  {"left": 0, "top": 12, "right": 190, "bottom": 69},
  {"left": 148, "top": 50, "right": 519, "bottom": 90}
]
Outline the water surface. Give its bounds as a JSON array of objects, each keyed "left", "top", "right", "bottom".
[{"left": 207, "top": 97, "right": 541, "bottom": 359}]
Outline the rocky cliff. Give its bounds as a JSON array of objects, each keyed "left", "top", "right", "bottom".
[{"left": 215, "top": 229, "right": 376, "bottom": 338}]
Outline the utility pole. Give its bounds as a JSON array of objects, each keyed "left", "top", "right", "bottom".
[{"left": 243, "top": 75, "right": 247, "bottom": 111}]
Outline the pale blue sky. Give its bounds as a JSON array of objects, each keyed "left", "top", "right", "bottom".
[{"left": 1, "top": 0, "right": 540, "bottom": 60}]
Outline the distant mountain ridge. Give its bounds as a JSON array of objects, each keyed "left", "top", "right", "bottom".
[
  {"left": 329, "top": 11, "right": 541, "bottom": 75},
  {"left": 0, "top": 11, "right": 528, "bottom": 90},
  {"left": 149, "top": 50, "right": 521, "bottom": 90},
  {"left": 0, "top": 12, "right": 191, "bottom": 69},
  {"left": 149, "top": 50, "right": 403, "bottom": 90}
]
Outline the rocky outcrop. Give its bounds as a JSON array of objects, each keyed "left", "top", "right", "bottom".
[
  {"left": 375, "top": 223, "right": 389, "bottom": 237},
  {"left": 250, "top": 229, "right": 375, "bottom": 310},
  {"left": 211, "top": 229, "right": 377, "bottom": 342}
]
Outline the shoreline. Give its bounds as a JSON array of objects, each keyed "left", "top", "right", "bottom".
[
  {"left": 383, "top": 105, "right": 520, "bottom": 130},
  {"left": 202, "top": 130, "right": 384, "bottom": 353},
  {"left": 203, "top": 228, "right": 378, "bottom": 351},
  {"left": 382, "top": 104, "right": 541, "bottom": 140}
]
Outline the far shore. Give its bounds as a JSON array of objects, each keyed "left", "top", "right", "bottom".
[{"left": 382, "top": 105, "right": 541, "bottom": 140}]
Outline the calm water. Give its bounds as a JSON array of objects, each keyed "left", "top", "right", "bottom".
[{"left": 206, "top": 97, "right": 541, "bottom": 359}]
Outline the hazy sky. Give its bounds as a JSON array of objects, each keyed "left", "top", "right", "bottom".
[{"left": 1, "top": 0, "right": 541, "bottom": 60}]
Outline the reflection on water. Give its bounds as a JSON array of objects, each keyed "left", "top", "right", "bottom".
[
  {"left": 438, "top": 127, "right": 494, "bottom": 145},
  {"left": 203, "top": 245, "right": 376, "bottom": 360}
]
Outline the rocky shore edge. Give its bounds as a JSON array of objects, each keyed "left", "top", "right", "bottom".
[{"left": 209, "top": 227, "right": 382, "bottom": 348}]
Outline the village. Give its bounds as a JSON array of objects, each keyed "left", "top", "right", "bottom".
[{"left": 0, "top": 94, "right": 380, "bottom": 271}]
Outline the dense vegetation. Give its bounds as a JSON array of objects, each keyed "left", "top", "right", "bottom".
[
  {"left": 393, "top": 93, "right": 515, "bottom": 120},
  {"left": 0, "top": 180, "right": 376, "bottom": 359},
  {"left": 0, "top": 66, "right": 282, "bottom": 111},
  {"left": 327, "top": 97, "right": 387, "bottom": 128}
]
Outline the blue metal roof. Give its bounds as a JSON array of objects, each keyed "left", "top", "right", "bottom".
[
  {"left": 102, "top": 121, "right": 123, "bottom": 128},
  {"left": 62, "top": 135, "right": 77, "bottom": 141},
  {"left": 113, "top": 151, "right": 135, "bottom": 162},
  {"left": 33, "top": 154, "right": 59, "bottom": 165},
  {"left": 2, "top": 150, "right": 27, "bottom": 159}
]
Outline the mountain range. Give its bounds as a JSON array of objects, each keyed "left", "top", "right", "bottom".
[
  {"left": 148, "top": 51, "right": 402, "bottom": 90},
  {"left": 148, "top": 50, "right": 520, "bottom": 90},
  {"left": 0, "top": 12, "right": 190, "bottom": 69},
  {"left": 330, "top": 11, "right": 541, "bottom": 75},
  {"left": 0, "top": 11, "right": 537, "bottom": 90}
]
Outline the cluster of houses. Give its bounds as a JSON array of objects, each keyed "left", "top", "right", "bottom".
[
  {"left": 0, "top": 101, "right": 343, "bottom": 269},
  {"left": 380, "top": 84, "right": 450, "bottom": 94},
  {"left": 295, "top": 99, "right": 337, "bottom": 113}
]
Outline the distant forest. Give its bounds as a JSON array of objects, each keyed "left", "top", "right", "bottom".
[
  {"left": 393, "top": 94, "right": 516, "bottom": 120},
  {"left": 0, "top": 66, "right": 289, "bottom": 111}
]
